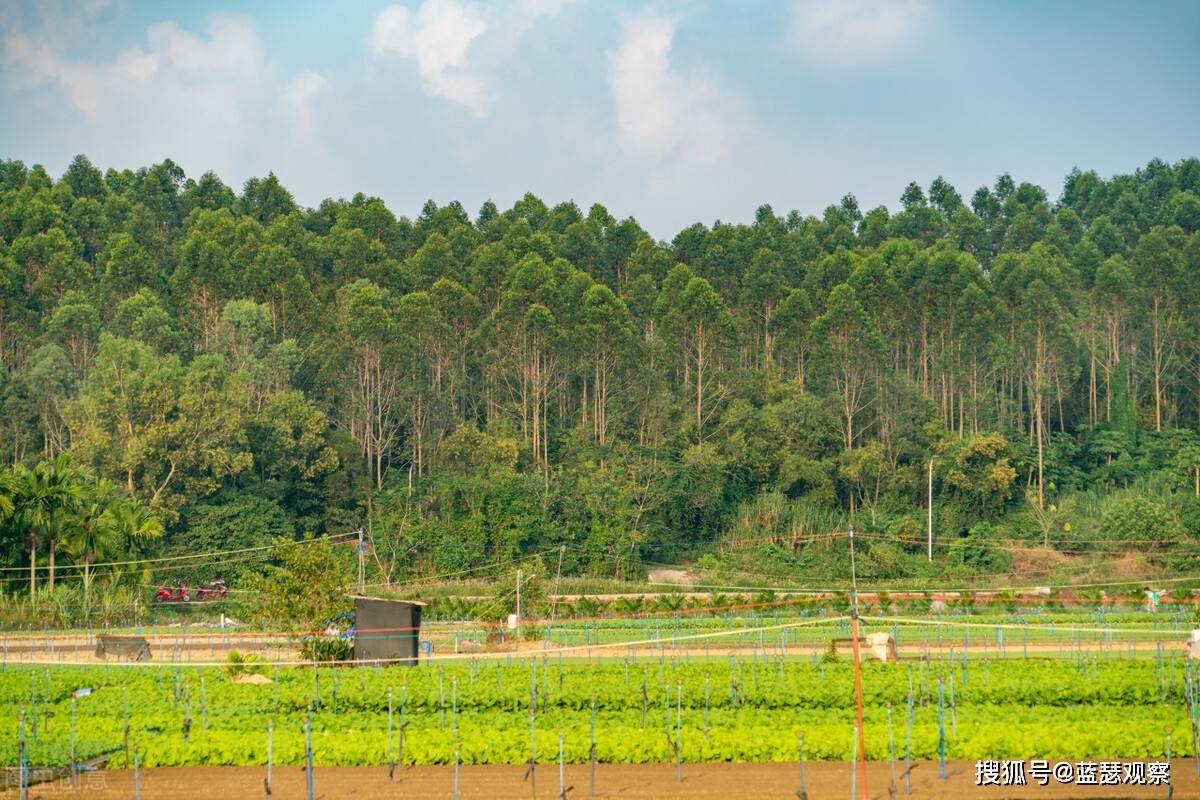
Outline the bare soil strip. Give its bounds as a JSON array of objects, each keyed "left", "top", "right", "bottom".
[{"left": 4, "top": 760, "right": 1197, "bottom": 799}]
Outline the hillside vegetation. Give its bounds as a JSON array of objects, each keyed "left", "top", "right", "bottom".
[{"left": 1, "top": 155, "right": 1199, "bottom": 602}]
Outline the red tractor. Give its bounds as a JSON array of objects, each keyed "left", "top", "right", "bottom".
[{"left": 154, "top": 581, "right": 189, "bottom": 602}]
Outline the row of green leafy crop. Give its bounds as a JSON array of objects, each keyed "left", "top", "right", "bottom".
[
  {"left": 0, "top": 659, "right": 1190, "bottom": 714},
  {"left": 1, "top": 658, "right": 1190, "bottom": 769},
  {"left": 4, "top": 704, "right": 1186, "bottom": 768}
]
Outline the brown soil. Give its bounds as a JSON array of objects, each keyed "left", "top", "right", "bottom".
[
  {"left": 5, "top": 760, "right": 1196, "bottom": 799},
  {"left": 1007, "top": 545, "right": 1072, "bottom": 575},
  {"left": 1110, "top": 552, "right": 1150, "bottom": 578},
  {"left": 646, "top": 568, "right": 697, "bottom": 586}
]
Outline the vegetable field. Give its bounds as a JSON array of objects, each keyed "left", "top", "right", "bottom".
[{"left": 3, "top": 639, "right": 1195, "bottom": 774}]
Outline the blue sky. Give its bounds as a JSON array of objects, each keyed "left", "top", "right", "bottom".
[{"left": 1, "top": 0, "right": 1197, "bottom": 236}]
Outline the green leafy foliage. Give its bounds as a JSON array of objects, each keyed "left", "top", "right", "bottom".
[
  {"left": 0, "top": 156, "right": 1198, "bottom": 591},
  {"left": 0, "top": 659, "right": 1187, "bottom": 768}
]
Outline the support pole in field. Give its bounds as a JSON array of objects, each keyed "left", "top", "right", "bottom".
[
  {"left": 887, "top": 703, "right": 897, "bottom": 800},
  {"left": 388, "top": 687, "right": 395, "bottom": 782},
  {"left": 18, "top": 709, "right": 27, "bottom": 800},
  {"left": 454, "top": 742, "right": 462, "bottom": 800},
  {"left": 133, "top": 746, "right": 141, "bottom": 800},
  {"left": 949, "top": 671, "right": 956, "bottom": 736},
  {"left": 904, "top": 691, "right": 913, "bottom": 795},
  {"left": 70, "top": 696, "right": 77, "bottom": 786},
  {"left": 797, "top": 732, "right": 808, "bottom": 800},
  {"left": 398, "top": 722, "right": 407, "bottom": 780},
  {"left": 1188, "top": 674, "right": 1200, "bottom": 777},
  {"left": 848, "top": 530, "right": 869, "bottom": 800},
  {"left": 305, "top": 712, "right": 315, "bottom": 800},
  {"left": 123, "top": 684, "right": 130, "bottom": 768},
  {"left": 704, "top": 673, "right": 710, "bottom": 740},
  {"left": 29, "top": 673, "right": 36, "bottom": 746},
  {"left": 266, "top": 718, "right": 273, "bottom": 799},
  {"left": 937, "top": 677, "right": 946, "bottom": 781},
  {"left": 589, "top": 697, "right": 597, "bottom": 799},
  {"left": 675, "top": 681, "right": 682, "bottom": 782},
  {"left": 558, "top": 731, "right": 567, "bottom": 800},
  {"left": 527, "top": 705, "right": 537, "bottom": 799},
  {"left": 642, "top": 668, "right": 648, "bottom": 729}
]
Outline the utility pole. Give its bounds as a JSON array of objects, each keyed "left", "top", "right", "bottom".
[
  {"left": 515, "top": 568, "right": 523, "bottom": 641},
  {"left": 927, "top": 458, "right": 936, "bottom": 562},
  {"left": 848, "top": 530, "right": 868, "bottom": 800},
  {"left": 357, "top": 528, "right": 365, "bottom": 594}
]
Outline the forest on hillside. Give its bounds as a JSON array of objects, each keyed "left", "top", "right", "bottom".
[{"left": 1, "top": 154, "right": 1200, "bottom": 599}]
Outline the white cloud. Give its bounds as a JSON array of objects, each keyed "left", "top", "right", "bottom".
[
  {"left": 788, "top": 0, "right": 927, "bottom": 68},
  {"left": 0, "top": 11, "right": 330, "bottom": 185},
  {"left": 371, "top": 0, "right": 489, "bottom": 114},
  {"left": 369, "top": 0, "right": 570, "bottom": 116},
  {"left": 283, "top": 70, "right": 328, "bottom": 132},
  {"left": 608, "top": 12, "right": 728, "bottom": 163},
  {"left": 2, "top": 12, "right": 263, "bottom": 115},
  {"left": 145, "top": 16, "right": 262, "bottom": 76}
]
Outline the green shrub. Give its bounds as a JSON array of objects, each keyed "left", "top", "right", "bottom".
[
  {"left": 299, "top": 636, "right": 353, "bottom": 662},
  {"left": 225, "top": 650, "right": 268, "bottom": 678},
  {"left": 1099, "top": 495, "right": 1179, "bottom": 545}
]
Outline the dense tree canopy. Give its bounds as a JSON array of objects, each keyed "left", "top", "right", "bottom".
[{"left": 2, "top": 154, "right": 1200, "bottom": 592}]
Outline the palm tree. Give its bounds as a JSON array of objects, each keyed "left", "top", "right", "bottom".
[
  {"left": 12, "top": 455, "right": 84, "bottom": 595},
  {"left": 62, "top": 478, "right": 122, "bottom": 592},
  {"left": 109, "top": 499, "right": 164, "bottom": 586},
  {"left": 0, "top": 471, "right": 17, "bottom": 586}
]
